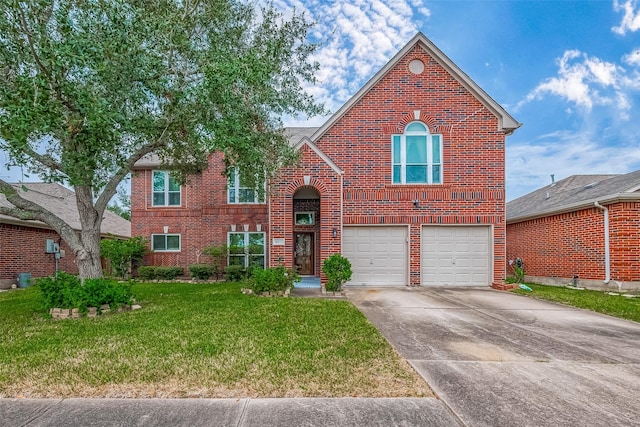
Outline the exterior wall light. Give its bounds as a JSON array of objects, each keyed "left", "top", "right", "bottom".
[{"left": 332, "top": 228, "right": 338, "bottom": 238}]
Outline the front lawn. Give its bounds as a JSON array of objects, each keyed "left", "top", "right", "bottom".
[
  {"left": 512, "top": 283, "right": 640, "bottom": 323},
  {"left": 0, "top": 282, "right": 431, "bottom": 398}
]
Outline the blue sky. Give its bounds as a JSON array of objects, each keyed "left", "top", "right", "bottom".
[
  {"left": 279, "top": 0, "right": 640, "bottom": 200},
  {"left": 3, "top": 1, "right": 640, "bottom": 202}
]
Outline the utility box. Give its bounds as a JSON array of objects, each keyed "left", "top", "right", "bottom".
[
  {"left": 45, "top": 239, "right": 60, "bottom": 253},
  {"left": 17, "top": 273, "right": 31, "bottom": 288}
]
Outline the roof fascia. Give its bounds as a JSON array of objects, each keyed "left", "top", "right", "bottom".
[
  {"left": 311, "top": 32, "right": 521, "bottom": 142},
  {"left": 507, "top": 193, "right": 640, "bottom": 224},
  {"left": 294, "top": 137, "right": 343, "bottom": 176}
]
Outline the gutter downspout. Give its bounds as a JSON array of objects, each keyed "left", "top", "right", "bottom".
[{"left": 594, "top": 201, "right": 611, "bottom": 284}]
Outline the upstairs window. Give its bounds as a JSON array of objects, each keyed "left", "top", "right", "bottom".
[
  {"left": 152, "top": 171, "right": 181, "bottom": 206},
  {"left": 228, "top": 169, "right": 265, "bottom": 204},
  {"left": 392, "top": 122, "right": 442, "bottom": 184}
]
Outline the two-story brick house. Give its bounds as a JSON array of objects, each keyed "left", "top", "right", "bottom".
[{"left": 131, "top": 33, "right": 520, "bottom": 288}]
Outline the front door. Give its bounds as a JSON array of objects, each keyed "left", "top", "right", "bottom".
[{"left": 294, "top": 233, "right": 314, "bottom": 275}]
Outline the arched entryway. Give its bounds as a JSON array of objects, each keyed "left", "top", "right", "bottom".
[{"left": 293, "top": 186, "right": 321, "bottom": 287}]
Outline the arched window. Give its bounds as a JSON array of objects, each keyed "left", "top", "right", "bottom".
[{"left": 392, "top": 121, "right": 442, "bottom": 184}]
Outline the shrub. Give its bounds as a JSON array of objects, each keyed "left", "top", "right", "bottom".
[
  {"left": 509, "top": 257, "right": 525, "bottom": 283},
  {"left": 225, "top": 265, "right": 245, "bottom": 282},
  {"left": 203, "top": 244, "right": 228, "bottom": 279},
  {"left": 101, "top": 236, "right": 147, "bottom": 278},
  {"left": 189, "top": 264, "right": 215, "bottom": 280},
  {"left": 137, "top": 266, "right": 157, "bottom": 281},
  {"left": 322, "top": 254, "right": 352, "bottom": 292},
  {"left": 36, "top": 273, "right": 134, "bottom": 313},
  {"left": 247, "top": 266, "right": 299, "bottom": 294},
  {"left": 155, "top": 267, "right": 184, "bottom": 280}
]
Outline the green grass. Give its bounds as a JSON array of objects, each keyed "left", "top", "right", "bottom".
[
  {"left": 0, "top": 282, "right": 430, "bottom": 398},
  {"left": 512, "top": 283, "right": 640, "bottom": 322}
]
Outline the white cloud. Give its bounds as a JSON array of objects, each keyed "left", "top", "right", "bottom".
[
  {"left": 506, "top": 130, "right": 640, "bottom": 200},
  {"left": 613, "top": 0, "right": 640, "bottom": 35},
  {"left": 276, "top": 0, "right": 430, "bottom": 123},
  {"left": 518, "top": 50, "right": 633, "bottom": 114},
  {"left": 623, "top": 48, "right": 640, "bottom": 66}
]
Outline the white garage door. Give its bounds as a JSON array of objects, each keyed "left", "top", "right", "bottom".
[
  {"left": 422, "top": 226, "right": 490, "bottom": 286},
  {"left": 343, "top": 226, "right": 407, "bottom": 286}
]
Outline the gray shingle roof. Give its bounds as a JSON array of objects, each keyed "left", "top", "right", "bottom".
[
  {"left": 507, "top": 170, "right": 640, "bottom": 223},
  {"left": 0, "top": 183, "right": 131, "bottom": 238}
]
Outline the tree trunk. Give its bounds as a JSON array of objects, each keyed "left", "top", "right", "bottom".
[{"left": 75, "top": 186, "right": 105, "bottom": 280}]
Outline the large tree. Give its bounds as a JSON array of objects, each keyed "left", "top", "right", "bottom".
[{"left": 0, "top": 0, "right": 323, "bottom": 279}]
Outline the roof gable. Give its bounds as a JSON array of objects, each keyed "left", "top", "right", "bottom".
[
  {"left": 293, "top": 137, "right": 343, "bottom": 176},
  {"left": 310, "top": 32, "right": 520, "bottom": 143}
]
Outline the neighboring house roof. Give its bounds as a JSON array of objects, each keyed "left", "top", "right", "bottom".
[
  {"left": 310, "top": 32, "right": 521, "bottom": 143},
  {"left": 507, "top": 170, "right": 640, "bottom": 223},
  {"left": 0, "top": 183, "right": 131, "bottom": 238}
]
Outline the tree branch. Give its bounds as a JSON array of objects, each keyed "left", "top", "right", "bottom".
[
  {"left": 94, "top": 137, "right": 168, "bottom": 214},
  {"left": 0, "top": 179, "right": 82, "bottom": 249}
]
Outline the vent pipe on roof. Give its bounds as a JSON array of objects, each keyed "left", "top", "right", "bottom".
[
  {"left": 594, "top": 201, "right": 610, "bottom": 284},
  {"left": 550, "top": 174, "right": 555, "bottom": 186}
]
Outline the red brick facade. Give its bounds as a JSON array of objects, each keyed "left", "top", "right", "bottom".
[
  {"left": 507, "top": 202, "right": 640, "bottom": 287},
  {"left": 0, "top": 223, "right": 77, "bottom": 286},
  {"left": 131, "top": 34, "right": 516, "bottom": 287}
]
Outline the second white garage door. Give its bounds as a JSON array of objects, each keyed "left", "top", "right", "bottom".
[
  {"left": 343, "top": 226, "right": 407, "bottom": 286},
  {"left": 422, "top": 226, "right": 490, "bottom": 286}
]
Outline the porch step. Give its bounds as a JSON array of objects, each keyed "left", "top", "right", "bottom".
[{"left": 297, "top": 276, "right": 321, "bottom": 288}]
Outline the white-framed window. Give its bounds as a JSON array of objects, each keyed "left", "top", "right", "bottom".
[
  {"left": 295, "top": 212, "right": 314, "bottom": 225},
  {"left": 151, "top": 234, "right": 181, "bottom": 252},
  {"left": 152, "top": 170, "right": 181, "bottom": 206},
  {"left": 392, "top": 122, "right": 442, "bottom": 184},
  {"left": 228, "top": 232, "right": 265, "bottom": 269},
  {"left": 227, "top": 169, "right": 265, "bottom": 204}
]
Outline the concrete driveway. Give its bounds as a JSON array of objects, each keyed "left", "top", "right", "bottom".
[{"left": 346, "top": 287, "right": 640, "bottom": 427}]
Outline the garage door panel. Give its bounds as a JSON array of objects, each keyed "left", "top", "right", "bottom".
[
  {"left": 422, "top": 226, "right": 490, "bottom": 287},
  {"left": 344, "top": 226, "right": 407, "bottom": 286}
]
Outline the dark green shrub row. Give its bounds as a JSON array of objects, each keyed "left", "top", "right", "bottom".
[
  {"left": 37, "top": 272, "right": 134, "bottom": 313},
  {"left": 189, "top": 264, "right": 220, "bottom": 280},
  {"left": 246, "top": 266, "right": 299, "bottom": 293},
  {"left": 137, "top": 266, "right": 184, "bottom": 281}
]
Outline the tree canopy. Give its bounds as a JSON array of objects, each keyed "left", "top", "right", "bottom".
[{"left": 0, "top": 0, "right": 323, "bottom": 279}]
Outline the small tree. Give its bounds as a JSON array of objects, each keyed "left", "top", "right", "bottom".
[
  {"left": 322, "top": 254, "right": 352, "bottom": 292},
  {"left": 100, "top": 237, "right": 147, "bottom": 279},
  {"left": 203, "top": 243, "right": 229, "bottom": 279}
]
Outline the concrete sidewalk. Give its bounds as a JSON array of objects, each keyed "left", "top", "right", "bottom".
[
  {"left": 346, "top": 287, "right": 640, "bottom": 427},
  {"left": 0, "top": 397, "right": 460, "bottom": 426}
]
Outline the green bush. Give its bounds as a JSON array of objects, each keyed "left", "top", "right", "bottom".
[
  {"left": 322, "top": 254, "right": 352, "bottom": 292},
  {"left": 101, "top": 236, "right": 147, "bottom": 278},
  {"left": 137, "top": 266, "right": 183, "bottom": 281},
  {"left": 225, "top": 265, "right": 245, "bottom": 282},
  {"left": 36, "top": 273, "right": 134, "bottom": 313},
  {"left": 247, "top": 266, "right": 299, "bottom": 294},
  {"left": 155, "top": 267, "right": 184, "bottom": 280},
  {"left": 203, "top": 244, "right": 228, "bottom": 279},
  {"left": 137, "top": 266, "right": 157, "bottom": 280},
  {"left": 189, "top": 264, "right": 215, "bottom": 280}
]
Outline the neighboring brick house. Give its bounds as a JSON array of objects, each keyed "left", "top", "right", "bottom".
[
  {"left": 0, "top": 183, "right": 131, "bottom": 288},
  {"left": 506, "top": 171, "right": 640, "bottom": 290},
  {"left": 131, "top": 32, "right": 520, "bottom": 288}
]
